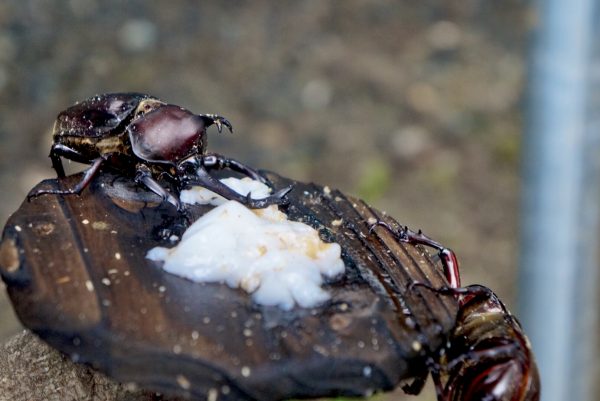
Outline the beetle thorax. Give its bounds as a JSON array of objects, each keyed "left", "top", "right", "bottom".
[{"left": 128, "top": 105, "right": 207, "bottom": 164}]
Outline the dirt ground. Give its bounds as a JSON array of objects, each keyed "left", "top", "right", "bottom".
[{"left": 0, "top": 1, "right": 530, "bottom": 400}]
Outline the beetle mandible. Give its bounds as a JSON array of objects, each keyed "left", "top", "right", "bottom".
[
  {"left": 29, "top": 93, "right": 291, "bottom": 210},
  {"left": 371, "top": 222, "right": 540, "bottom": 401}
]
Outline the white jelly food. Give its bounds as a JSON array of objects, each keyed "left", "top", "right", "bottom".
[{"left": 147, "top": 177, "right": 345, "bottom": 310}]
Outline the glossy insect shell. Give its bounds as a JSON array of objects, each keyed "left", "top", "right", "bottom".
[
  {"left": 52, "top": 93, "right": 208, "bottom": 166},
  {"left": 446, "top": 287, "right": 541, "bottom": 401},
  {"left": 53, "top": 93, "right": 153, "bottom": 139},
  {"left": 127, "top": 104, "right": 208, "bottom": 164}
]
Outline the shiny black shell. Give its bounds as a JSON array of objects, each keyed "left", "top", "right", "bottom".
[
  {"left": 53, "top": 93, "right": 154, "bottom": 139},
  {"left": 51, "top": 93, "right": 211, "bottom": 166}
]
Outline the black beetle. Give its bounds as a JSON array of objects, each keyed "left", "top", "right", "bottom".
[
  {"left": 371, "top": 222, "right": 540, "bottom": 401},
  {"left": 29, "top": 93, "right": 291, "bottom": 210}
]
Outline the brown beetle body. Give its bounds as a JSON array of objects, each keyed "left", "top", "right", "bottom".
[
  {"left": 31, "top": 93, "right": 291, "bottom": 210},
  {"left": 428, "top": 285, "right": 541, "bottom": 401},
  {"left": 371, "top": 222, "right": 540, "bottom": 401}
]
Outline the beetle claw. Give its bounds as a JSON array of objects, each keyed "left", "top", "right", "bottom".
[
  {"left": 202, "top": 114, "right": 233, "bottom": 134},
  {"left": 242, "top": 185, "right": 293, "bottom": 208}
]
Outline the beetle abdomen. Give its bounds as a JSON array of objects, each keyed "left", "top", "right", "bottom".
[{"left": 55, "top": 131, "right": 132, "bottom": 161}]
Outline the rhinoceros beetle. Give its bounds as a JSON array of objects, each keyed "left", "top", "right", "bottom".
[
  {"left": 371, "top": 222, "right": 540, "bottom": 401},
  {"left": 29, "top": 93, "right": 291, "bottom": 210}
]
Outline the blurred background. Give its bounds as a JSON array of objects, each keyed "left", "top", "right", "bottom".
[{"left": 0, "top": 1, "right": 576, "bottom": 400}]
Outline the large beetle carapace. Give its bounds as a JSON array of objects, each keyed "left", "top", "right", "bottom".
[
  {"left": 30, "top": 93, "right": 291, "bottom": 210},
  {"left": 372, "top": 222, "right": 541, "bottom": 401}
]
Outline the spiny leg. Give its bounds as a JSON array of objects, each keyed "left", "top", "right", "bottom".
[
  {"left": 49, "top": 143, "right": 93, "bottom": 178},
  {"left": 29, "top": 156, "right": 106, "bottom": 200},
  {"left": 135, "top": 165, "right": 182, "bottom": 211},
  {"left": 430, "top": 370, "right": 448, "bottom": 401},
  {"left": 199, "top": 114, "right": 233, "bottom": 133},
  {"left": 409, "top": 282, "right": 494, "bottom": 300},
  {"left": 183, "top": 167, "right": 292, "bottom": 209},
  {"left": 202, "top": 153, "right": 271, "bottom": 185},
  {"left": 50, "top": 149, "right": 65, "bottom": 178},
  {"left": 401, "top": 372, "right": 428, "bottom": 395},
  {"left": 370, "top": 221, "right": 461, "bottom": 288}
]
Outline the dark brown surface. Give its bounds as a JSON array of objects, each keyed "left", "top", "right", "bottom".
[{"left": 0, "top": 171, "right": 458, "bottom": 400}]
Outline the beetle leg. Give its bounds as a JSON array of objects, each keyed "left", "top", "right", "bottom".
[
  {"left": 409, "top": 282, "right": 494, "bottom": 300},
  {"left": 28, "top": 156, "right": 106, "bottom": 200},
  {"left": 199, "top": 114, "right": 233, "bottom": 133},
  {"left": 401, "top": 372, "right": 428, "bottom": 395},
  {"left": 370, "top": 221, "right": 461, "bottom": 288},
  {"left": 183, "top": 167, "right": 292, "bottom": 208},
  {"left": 430, "top": 370, "right": 448, "bottom": 401},
  {"left": 135, "top": 165, "right": 183, "bottom": 211},
  {"left": 49, "top": 143, "right": 93, "bottom": 178},
  {"left": 201, "top": 153, "right": 272, "bottom": 185},
  {"left": 50, "top": 149, "right": 65, "bottom": 178}
]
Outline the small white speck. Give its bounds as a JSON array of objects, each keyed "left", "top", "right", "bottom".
[
  {"left": 101, "top": 278, "right": 111, "bottom": 286},
  {"left": 82, "top": 219, "right": 89, "bottom": 225},
  {"left": 203, "top": 316, "right": 211, "bottom": 324},
  {"left": 114, "top": 252, "right": 121, "bottom": 260},
  {"left": 108, "top": 269, "right": 118, "bottom": 275},
  {"left": 158, "top": 285, "right": 166, "bottom": 293},
  {"left": 85, "top": 280, "right": 94, "bottom": 292},
  {"left": 241, "top": 366, "right": 251, "bottom": 377},
  {"left": 173, "top": 344, "right": 182, "bottom": 354},
  {"left": 367, "top": 217, "right": 377, "bottom": 225},
  {"left": 191, "top": 330, "right": 199, "bottom": 340},
  {"left": 14, "top": 225, "right": 21, "bottom": 232},
  {"left": 243, "top": 329, "right": 252, "bottom": 337},
  {"left": 331, "top": 219, "right": 343, "bottom": 227},
  {"left": 207, "top": 388, "right": 218, "bottom": 401},
  {"left": 323, "top": 186, "right": 331, "bottom": 195},
  {"left": 412, "top": 340, "right": 422, "bottom": 352},
  {"left": 124, "top": 270, "right": 130, "bottom": 276},
  {"left": 363, "top": 366, "right": 372, "bottom": 377},
  {"left": 358, "top": 341, "right": 365, "bottom": 349},
  {"left": 176, "top": 374, "right": 191, "bottom": 390}
]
